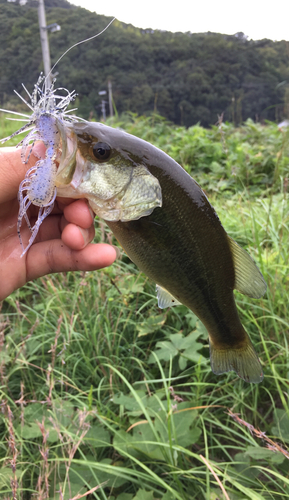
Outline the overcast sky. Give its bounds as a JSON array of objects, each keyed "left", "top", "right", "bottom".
[{"left": 68, "top": 0, "right": 289, "bottom": 41}]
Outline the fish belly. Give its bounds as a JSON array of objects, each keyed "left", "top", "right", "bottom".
[{"left": 106, "top": 202, "right": 242, "bottom": 345}]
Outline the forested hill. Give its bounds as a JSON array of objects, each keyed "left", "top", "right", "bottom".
[{"left": 0, "top": 0, "right": 288, "bottom": 126}]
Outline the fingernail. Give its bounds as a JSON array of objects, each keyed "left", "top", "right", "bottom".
[
  {"left": 79, "top": 227, "right": 90, "bottom": 247},
  {"left": 33, "top": 141, "right": 46, "bottom": 159},
  {"left": 112, "top": 245, "right": 121, "bottom": 259},
  {"left": 88, "top": 206, "right": 95, "bottom": 222}
]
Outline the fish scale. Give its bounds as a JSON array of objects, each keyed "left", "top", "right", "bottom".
[{"left": 106, "top": 164, "right": 238, "bottom": 339}]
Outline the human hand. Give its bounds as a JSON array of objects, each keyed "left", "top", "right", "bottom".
[{"left": 0, "top": 143, "right": 118, "bottom": 301}]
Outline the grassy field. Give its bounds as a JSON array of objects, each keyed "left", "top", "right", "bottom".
[{"left": 1, "top": 113, "right": 289, "bottom": 499}]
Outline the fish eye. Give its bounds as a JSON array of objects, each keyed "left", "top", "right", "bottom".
[{"left": 92, "top": 142, "right": 111, "bottom": 161}]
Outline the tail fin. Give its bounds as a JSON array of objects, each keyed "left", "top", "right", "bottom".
[{"left": 210, "top": 334, "right": 263, "bottom": 383}]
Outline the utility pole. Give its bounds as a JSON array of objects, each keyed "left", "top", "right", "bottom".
[
  {"left": 38, "top": 0, "right": 52, "bottom": 87},
  {"left": 99, "top": 90, "right": 107, "bottom": 121},
  {"left": 101, "top": 99, "right": 107, "bottom": 121},
  {"left": 7, "top": 0, "right": 60, "bottom": 87},
  {"left": 108, "top": 80, "right": 113, "bottom": 117}
]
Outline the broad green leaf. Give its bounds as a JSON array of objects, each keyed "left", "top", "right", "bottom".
[
  {"left": 116, "top": 275, "right": 145, "bottom": 294},
  {"left": 181, "top": 345, "right": 205, "bottom": 364},
  {"left": 0, "top": 467, "right": 21, "bottom": 488},
  {"left": 178, "top": 355, "right": 187, "bottom": 370},
  {"left": 132, "top": 490, "right": 157, "bottom": 500},
  {"left": 245, "top": 445, "right": 285, "bottom": 464},
  {"left": 46, "top": 426, "right": 60, "bottom": 444},
  {"left": 114, "top": 403, "right": 201, "bottom": 462},
  {"left": 52, "top": 399, "right": 75, "bottom": 427},
  {"left": 34, "top": 303, "right": 45, "bottom": 311},
  {"left": 113, "top": 390, "right": 147, "bottom": 412},
  {"left": 234, "top": 452, "right": 259, "bottom": 481},
  {"left": 148, "top": 341, "right": 178, "bottom": 363},
  {"left": 130, "top": 424, "right": 165, "bottom": 461},
  {"left": 209, "top": 491, "right": 226, "bottom": 500},
  {"left": 137, "top": 313, "right": 167, "bottom": 337},
  {"left": 184, "top": 311, "right": 198, "bottom": 330},
  {"left": 24, "top": 403, "right": 47, "bottom": 422},
  {"left": 272, "top": 409, "right": 289, "bottom": 443},
  {"left": 195, "top": 320, "right": 208, "bottom": 339},
  {"left": 73, "top": 458, "right": 128, "bottom": 488},
  {"left": 51, "top": 481, "right": 86, "bottom": 500},
  {"left": 114, "top": 427, "right": 165, "bottom": 461},
  {"left": 154, "top": 406, "right": 201, "bottom": 448},
  {"left": 113, "top": 429, "right": 140, "bottom": 459},
  {"left": 113, "top": 390, "right": 166, "bottom": 417},
  {"left": 15, "top": 422, "right": 43, "bottom": 440},
  {"left": 15, "top": 421, "right": 59, "bottom": 443},
  {"left": 84, "top": 424, "right": 110, "bottom": 447},
  {"left": 168, "top": 332, "right": 190, "bottom": 350},
  {"left": 25, "top": 338, "right": 43, "bottom": 355},
  {"left": 148, "top": 330, "right": 204, "bottom": 366},
  {"left": 58, "top": 461, "right": 94, "bottom": 484},
  {"left": 130, "top": 282, "right": 145, "bottom": 293},
  {"left": 162, "top": 493, "right": 176, "bottom": 500},
  {"left": 171, "top": 407, "right": 201, "bottom": 448}
]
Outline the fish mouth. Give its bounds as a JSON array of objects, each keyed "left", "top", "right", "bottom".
[
  {"left": 54, "top": 120, "right": 162, "bottom": 222},
  {"left": 54, "top": 120, "right": 78, "bottom": 187}
]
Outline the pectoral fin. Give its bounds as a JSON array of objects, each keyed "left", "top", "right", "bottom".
[
  {"left": 156, "top": 285, "right": 181, "bottom": 309},
  {"left": 227, "top": 236, "right": 266, "bottom": 298}
]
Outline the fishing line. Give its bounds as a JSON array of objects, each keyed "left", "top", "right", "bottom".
[
  {"left": 47, "top": 17, "right": 116, "bottom": 86},
  {"left": 0, "top": 17, "right": 116, "bottom": 124}
]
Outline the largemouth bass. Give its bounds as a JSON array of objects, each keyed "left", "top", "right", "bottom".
[{"left": 54, "top": 121, "right": 266, "bottom": 383}]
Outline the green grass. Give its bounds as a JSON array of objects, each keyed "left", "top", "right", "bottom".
[{"left": 1, "top": 113, "right": 289, "bottom": 499}]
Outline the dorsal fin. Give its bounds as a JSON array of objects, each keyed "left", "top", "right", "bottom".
[
  {"left": 156, "top": 285, "right": 181, "bottom": 308},
  {"left": 227, "top": 236, "right": 266, "bottom": 299}
]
